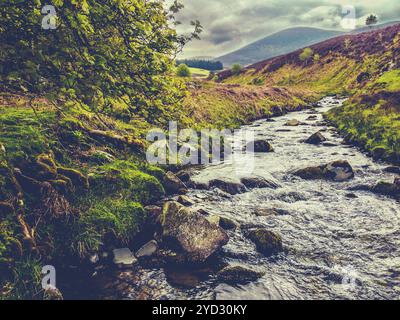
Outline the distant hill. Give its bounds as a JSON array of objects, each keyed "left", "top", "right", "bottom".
[
  {"left": 218, "top": 22, "right": 400, "bottom": 67},
  {"left": 218, "top": 27, "right": 343, "bottom": 67}
]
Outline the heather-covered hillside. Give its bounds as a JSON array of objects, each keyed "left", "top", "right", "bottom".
[{"left": 215, "top": 24, "right": 400, "bottom": 163}]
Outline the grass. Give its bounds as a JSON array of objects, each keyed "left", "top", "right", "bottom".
[{"left": 189, "top": 67, "right": 210, "bottom": 78}]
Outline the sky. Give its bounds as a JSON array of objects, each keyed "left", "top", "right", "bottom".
[{"left": 174, "top": 0, "right": 400, "bottom": 58}]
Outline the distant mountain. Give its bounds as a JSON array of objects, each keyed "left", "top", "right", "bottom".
[
  {"left": 218, "top": 27, "right": 343, "bottom": 67},
  {"left": 218, "top": 22, "right": 400, "bottom": 67}
]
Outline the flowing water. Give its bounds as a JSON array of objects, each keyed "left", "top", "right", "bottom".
[{"left": 97, "top": 97, "right": 400, "bottom": 300}]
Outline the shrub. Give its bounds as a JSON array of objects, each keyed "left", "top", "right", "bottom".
[
  {"left": 176, "top": 64, "right": 191, "bottom": 77},
  {"left": 300, "top": 48, "right": 313, "bottom": 62},
  {"left": 231, "top": 64, "right": 243, "bottom": 75}
]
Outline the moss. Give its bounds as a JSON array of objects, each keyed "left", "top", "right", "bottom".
[
  {"left": 0, "top": 221, "right": 19, "bottom": 265},
  {"left": 90, "top": 160, "right": 165, "bottom": 204},
  {"left": 71, "top": 199, "right": 146, "bottom": 257},
  {"left": 57, "top": 167, "right": 89, "bottom": 189},
  {"left": 0, "top": 107, "right": 55, "bottom": 163}
]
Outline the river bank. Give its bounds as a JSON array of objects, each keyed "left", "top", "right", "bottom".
[{"left": 81, "top": 96, "right": 399, "bottom": 300}]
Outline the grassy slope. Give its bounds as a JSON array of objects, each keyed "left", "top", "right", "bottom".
[
  {"left": 189, "top": 67, "right": 210, "bottom": 78},
  {"left": 215, "top": 24, "right": 400, "bottom": 163},
  {"left": 0, "top": 94, "right": 166, "bottom": 299}
]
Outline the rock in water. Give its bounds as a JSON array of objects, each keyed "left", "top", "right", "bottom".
[
  {"left": 136, "top": 240, "right": 158, "bottom": 258},
  {"left": 294, "top": 166, "right": 325, "bottom": 180},
  {"left": 113, "top": 248, "right": 137, "bottom": 268},
  {"left": 161, "top": 201, "right": 229, "bottom": 263},
  {"left": 383, "top": 166, "right": 400, "bottom": 174},
  {"left": 177, "top": 195, "right": 195, "bottom": 206},
  {"left": 163, "top": 172, "right": 186, "bottom": 194},
  {"left": 270, "top": 105, "right": 285, "bottom": 116},
  {"left": 372, "top": 180, "right": 400, "bottom": 199},
  {"left": 209, "top": 179, "right": 247, "bottom": 195},
  {"left": 285, "top": 119, "right": 301, "bottom": 126},
  {"left": 294, "top": 160, "right": 354, "bottom": 182},
  {"left": 219, "top": 217, "right": 238, "bottom": 230},
  {"left": 240, "top": 177, "right": 279, "bottom": 189},
  {"left": 246, "top": 229, "right": 283, "bottom": 256},
  {"left": 247, "top": 140, "right": 274, "bottom": 153},
  {"left": 217, "top": 266, "right": 265, "bottom": 284},
  {"left": 305, "top": 132, "right": 327, "bottom": 145},
  {"left": 323, "top": 160, "right": 355, "bottom": 181}
]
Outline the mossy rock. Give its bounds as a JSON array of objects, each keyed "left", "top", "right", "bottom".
[
  {"left": 246, "top": 229, "right": 283, "bottom": 256},
  {"left": 73, "top": 199, "right": 146, "bottom": 256},
  {"left": 90, "top": 160, "right": 165, "bottom": 204},
  {"left": 161, "top": 201, "right": 229, "bottom": 263}
]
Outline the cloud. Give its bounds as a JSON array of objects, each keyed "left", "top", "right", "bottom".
[{"left": 175, "top": 0, "right": 400, "bottom": 58}]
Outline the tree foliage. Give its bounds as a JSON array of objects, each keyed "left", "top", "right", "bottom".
[
  {"left": 0, "top": 0, "right": 202, "bottom": 124},
  {"left": 366, "top": 14, "right": 378, "bottom": 27},
  {"left": 176, "top": 59, "right": 223, "bottom": 71}
]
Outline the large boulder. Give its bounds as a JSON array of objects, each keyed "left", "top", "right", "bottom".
[
  {"left": 161, "top": 201, "right": 229, "bottom": 263},
  {"left": 246, "top": 140, "right": 274, "bottom": 153},
  {"left": 294, "top": 160, "right": 354, "bottom": 182},
  {"left": 304, "top": 132, "right": 327, "bottom": 145},
  {"left": 163, "top": 171, "right": 186, "bottom": 194},
  {"left": 217, "top": 266, "right": 265, "bottom": 285},
  {"left": 209, "top": 179, "right": 247, "bottom": 195},
  {"left": 246, "top": 229, "right": 283, "bottom": 256}
]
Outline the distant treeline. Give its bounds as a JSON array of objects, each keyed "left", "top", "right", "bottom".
[{"left": 177, "top": 59, "right": 224, "bottom": 71}]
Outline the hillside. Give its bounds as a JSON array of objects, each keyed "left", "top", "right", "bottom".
[
  {"left": 215, "top": 24, "right": 400, "bottom": 163},
  {"left": 218, "top": 27, "right": 343, "bottom": 67},
  {"left": 218, "top": 23, "right": 400, "bottom": 68}
]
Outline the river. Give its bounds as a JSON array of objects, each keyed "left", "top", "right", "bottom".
[{"left": 95, "top": 97, "right": 400, "bottom": 300}]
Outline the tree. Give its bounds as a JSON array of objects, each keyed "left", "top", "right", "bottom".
[
  {"left": 313, "top": 54, "right": 320, "bottom": 63},
  {"left": 300, "top": 48, "right": 313, "bottom": 63},
  {"left": 0, "top": 1, "right": 202, "bottom": 125},
  {"left": 176, "top": 64, "right": 191, "bottom": 77},
  {"left": 366, "top": 15, "right": 378, "bottom": 29},
  {"left": 232, "top": 64, "right": 242, "bottom": 75},
  {"left": 176, "top": 59, "right": 223, "bottom": 71}
]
